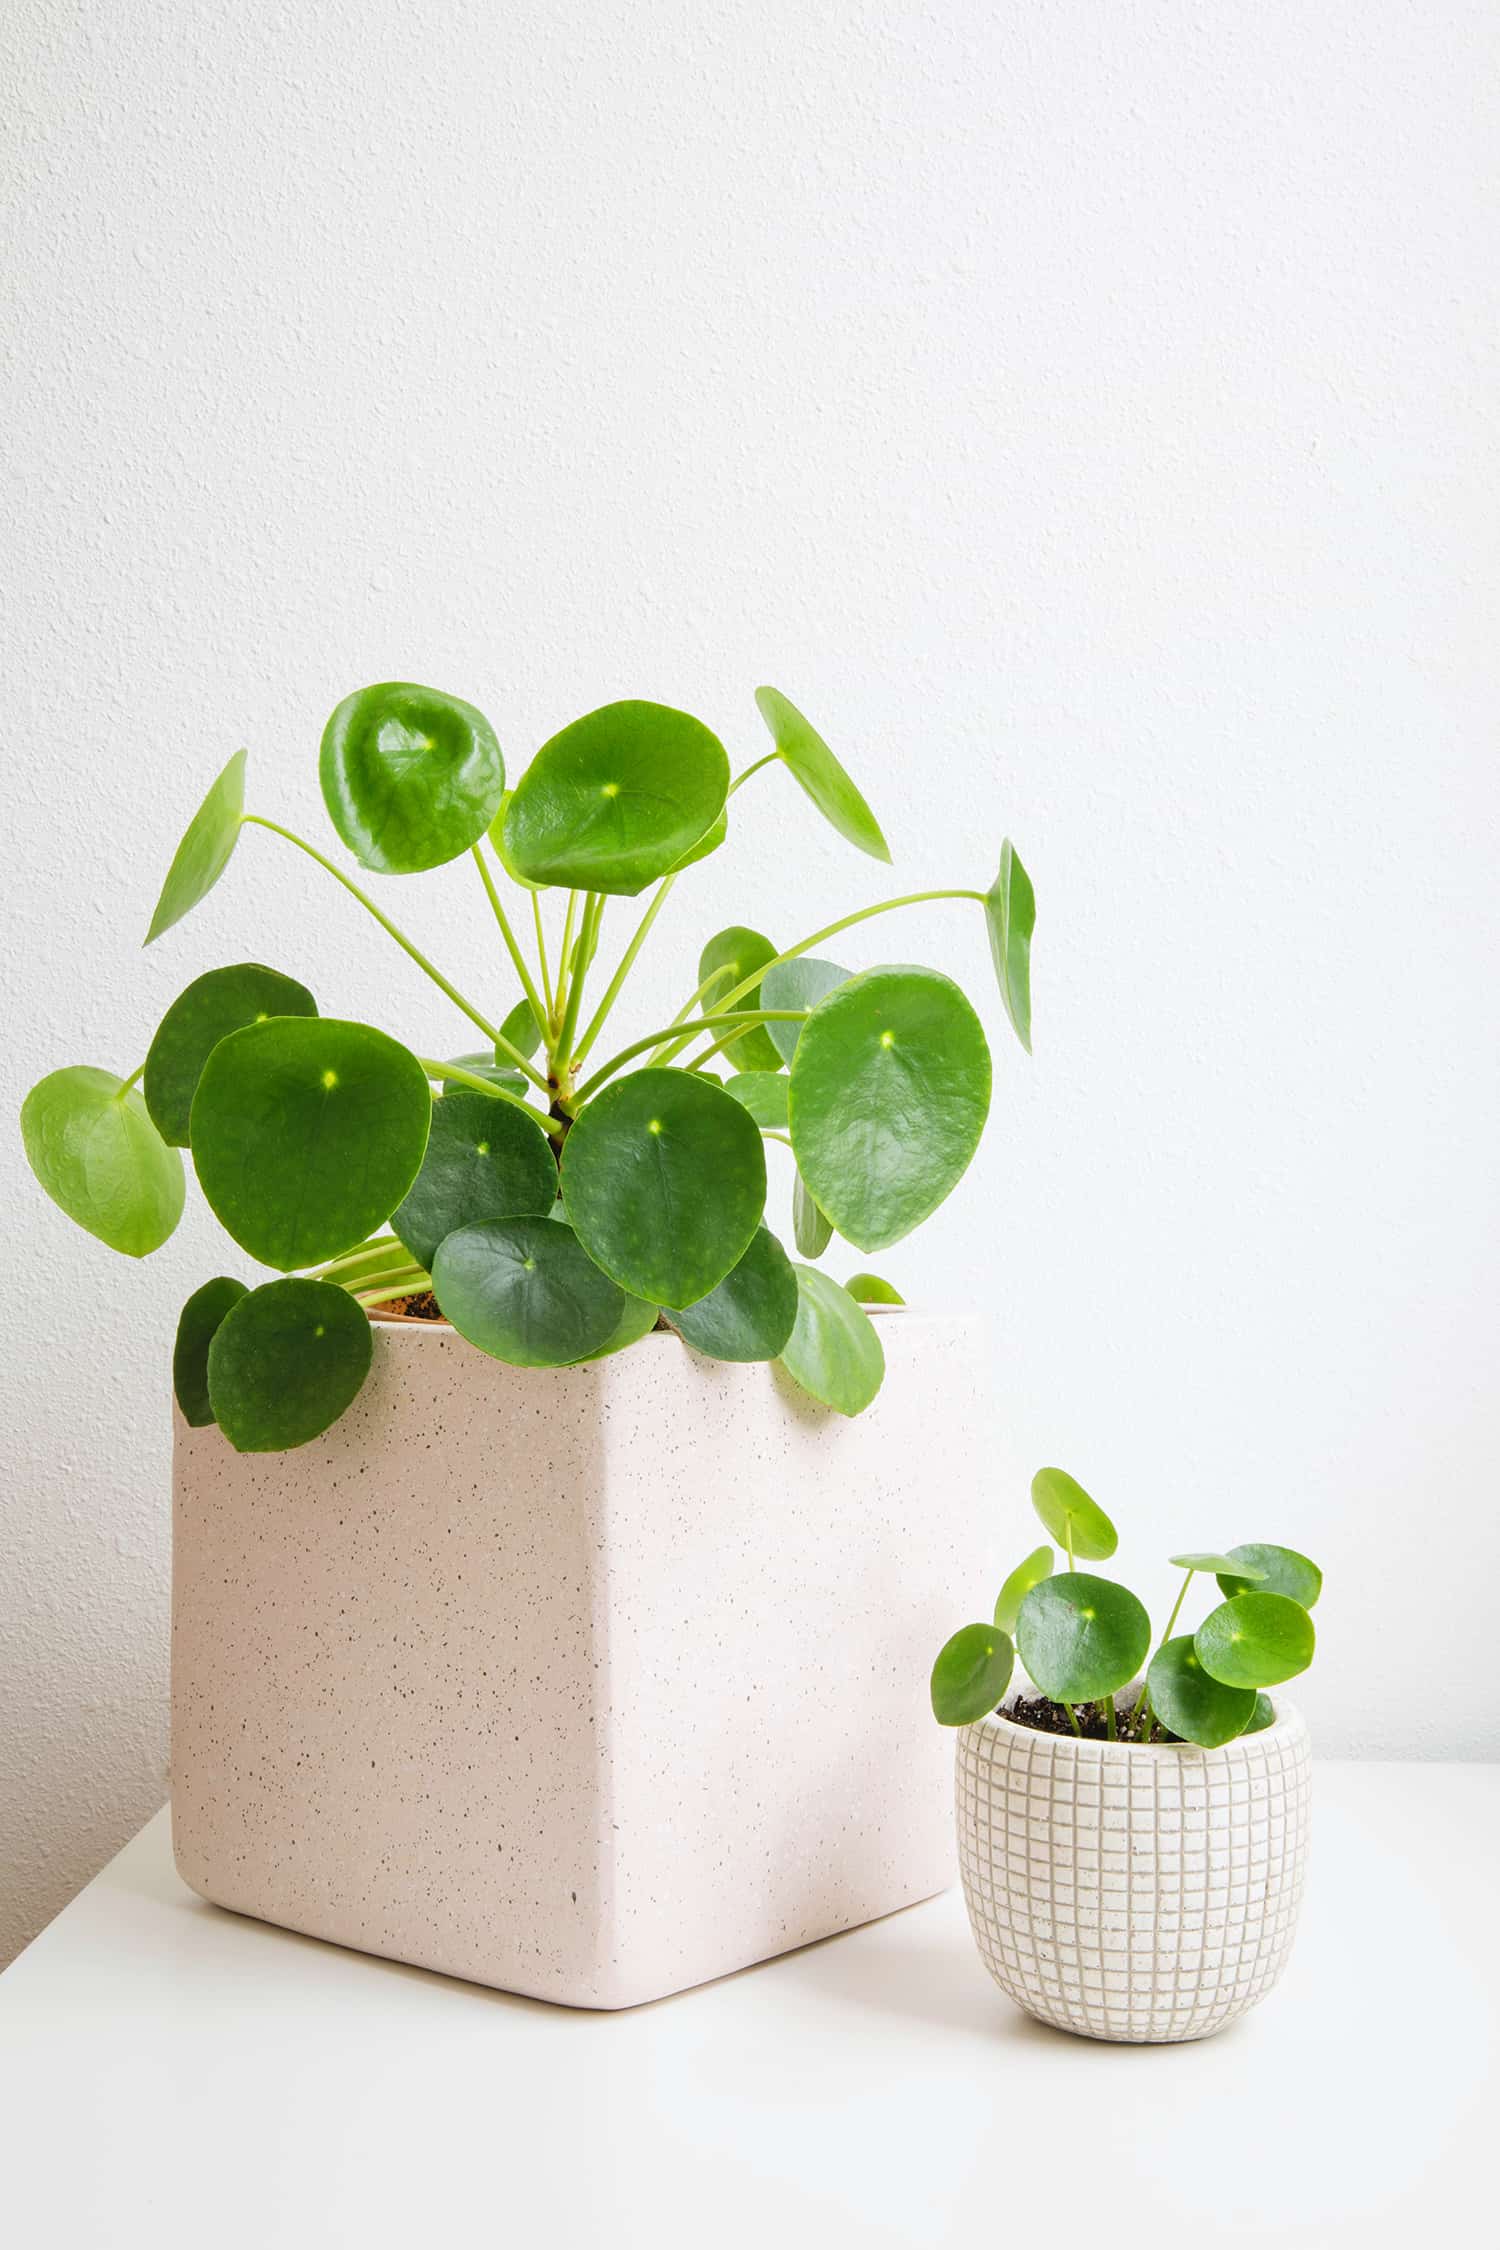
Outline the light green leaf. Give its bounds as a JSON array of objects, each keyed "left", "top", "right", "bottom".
[
  {"left": 754, "top": 686, "right": 891, "bottom": 863},
  {"left": 760, "top": 956, "right": 850, "bottom": 1067},
  {"left": 190, "top": 1017, "right": 431, "bottom": 1270},
  {"left": 982, "top": 839, "right": 1036, "bottom": 1053},
  {"left": 777, "top": 1266, "right": 885, "bottom": 1416},
  {"left": 562, "top": 1067, "right": 765, "bottom": 1309},
  {"left": 1196, "top": 1592, "right": 1316, "bottom": 1690},
  {"left": 144, "top": 750, "right": 246, "bottom": 944},
  {"left": 503, "top": 701, "right": 728, "bottom": 895},
  {"left": 391, "top": 1090, "right": 557, "bottom": 1271},
  {"left": 931, "top": 1623, "right": 1015, "bottom": 1726},
  {"left": 1215, "top": 1543, "right": 1322, "bottom": 1610},
  {"left": 489, "top": 794, "right": 542, "bottom": 891},
  {"left": 1170, "top": 1551, "right": 1267, "bottom": 1580},
  {"left": 845, "top": 1271, "right": 904, "bottom": 1305},
  {"left": 666, "top": 1224, "right": 798, "bottom": 1362},
  {"left": 1147, "top": 1636, "right": 1257, "bottom": 1748},
  {"left": 207, "top": 1277, "right": 373, "bottom": 1452},
  {"left": 698, "top": 926, "right": 782, "bottom": 1072},
  {"left": 172, "top": 1276, "right": 248, "bottom": 1427},
  {"left": 1016, "top": 1572, "right": 1151, "bottom": 1703},
  {"left": 1030, "top": 1467, "right": 1118, "bottom": 1561},
  {"left": 724, "top": 1072, "right": 789, "bottom": 1130},
  {"left": 433, "top": 1214, "right": 626, "bottom": 1367},
  {"left": 793, "top": 1168, "right": 833, "bottom": 1256},
  {"left": 144, "top": 962, "right": 318, "bottom": 1146},
  {"left": 1243, "top": 1692, "right": 1277, "bottom": 1735},
  {"left": 21, "top": 1066, "right": 185, "bottom": 1256},
  {"left": 669, "top": 806, "right": 727, "bottom": 872},
  {"left": 788, "top": 965, "right": 991, "bottom": 1252},
  {"left": 499, "top": 998, "right": 545, "bottom": 1061},
  {"left": 320, "top": 682, "right": 505, "bottom": 874},
  {"left": 994, "top": 1544, "right": 1053, "bottom": 1633}
]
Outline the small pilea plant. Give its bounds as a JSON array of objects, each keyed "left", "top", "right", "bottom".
[
  {"left": 21, "top": 684, "right": 1036, "bottom": 1452},
  {"left": 931, "top": 1468, "right": 1321, "bottom": 1746}
]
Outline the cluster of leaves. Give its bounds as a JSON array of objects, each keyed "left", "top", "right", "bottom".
[
  {"left": 931, "top": 1468, "right": 1321, "bottom": 1747},
  {"left": 21, "top": 682, "right": 1036, "bottom": 1451}
]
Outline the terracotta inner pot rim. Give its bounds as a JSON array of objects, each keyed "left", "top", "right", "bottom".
[{"left": 975, "top": 1695, "right": 1300, "bottom": 1756}]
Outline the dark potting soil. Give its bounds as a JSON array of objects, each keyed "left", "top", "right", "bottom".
[
  {"left": 381, "top": 1291, "right": 444, "bottom": 1320},
  {"left": 1003, "top": 1692, "right": 1176, "bottom": 1746}
]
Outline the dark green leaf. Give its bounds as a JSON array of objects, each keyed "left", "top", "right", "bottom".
[
  {"left": 21, "top": 1066, "right": 185, "bottom": 1256},
  {"left": 433, "top": 1215, "right": 626, "bottom": 1367},
  {"left": 1030, "top": 1467, "right": 1118, "bottom": 1561},
  {"left": 1244, "top": 1692, "right": 1277, "bottom": 1735},
  {"left": 190, "top": 1017, "right": 431, "bottom": 1270},
  {"left": 561, "top": 1068, "right": 765, "bottom": 1308},
  {"left": 144, "top": 751, "right": 246, "bottom": 944},
  {"left": 994, "top": 1544, "right": 1053, "bottom": 1633},
  {"left": 983, "top": 839, "right": 1035, "bottom": 1054},
  {"left": 320, "top": 682, "right": 504, "bottom": 875},
  {"left": 666, "top": 1224, "right": 798, "bottom": 1362},
  {"left": 777, "top": 1266, "right": 885, "bottom": 1416},
  {"left": 207, "top": 1278, "right": 373, "bottom": 1451},
  {"left": 569, "top": 1289, "right": 661, "bottom": 1363},
  {"left": 1170, "top": 1551, "right": 1266, "bottom": 1579},
  {"left": 448, "top": 1051, "right": 530, "bottom": 1096},
  {"left": 759, "top": 956, "right": 850, "bottom": 1067},
  {"left": 792, "top": 1168, "right": 833, "bottom": 1256},
  {"left": 1196, "top": 1592, "right": 1316, "bottom": 1689},
  {"left": 789, "top": 966, "right": 991, "bottom": 1253},
  {"left": 1215, "top": 1543, "right": 1323, "bottom": 1610},
  {"left": 931, "top": 1623, "right": 1015, "bottom": 1726},
  {"left": 1016, "top": 1572, "right": 1151, "bottom": 1703},
  {"left": 1147, "top": 1636, "right": 1257, "bottom": 1747},
  {"left": 503, "top": 701, "right": 728, "bottom": 895},
  {"left": 391, "top": 1090, "right": 557, "bottom": 1270},
  {"left": 724, "top": 1072, "right": 789, "bottom": 1130},
  {"left": 172, "top": 1276, "right": 248, "bottom": 1427},
  {"left": 144, "top": 962, "right": 318, "bottom": 1146},
  {"left": 844, "top": 1271, "right": 904, "bottom": 1305},
  {"left": 698, "top": 926, "right": 782, "bottom": 1072},
  {"left": 754, "top": 686, "right": 891, "bottom": 863},
  {"left": 498, "top": 998, "right": 545, "bottom": 1062}
]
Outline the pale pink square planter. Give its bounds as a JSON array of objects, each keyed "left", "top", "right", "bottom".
[{"left": 171, "top": 1312, "right": 991, "bottom": 2007}]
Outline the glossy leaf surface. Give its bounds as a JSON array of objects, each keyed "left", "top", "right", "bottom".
[
  {"left": 433, "top": 1215, "right": 625, "bottom": 1367},
  {"left": 845, "top": 1271, "right": 904, "bottom": 1305},
  {"left": 931, "top": 1623, "right": 1015, "bottom": 1726},
  {"left": 1030, "top": 1467, "right": 1118, "bottom": 1561},
  {"left": 144, "top": 962, "right": 317, "bottom": 1146},
  {"left": 320, "top": 682, "right": 504, "bottom": 874},
  {"left": 562, "top": 1068, "right": 765, "bottom": 1308},
  {"left": 724, "top": 1072, "right": 789, "bottom": 1130},
  {"left": 760, "top": 956, "right": 849, "bottom": 1067},
  {"left": 569, "top": 1290, "right": 661, "bottom": 1364},
  {"left": 1244, "top": 1692, "right": 1277, "bottom": 1735},
  {"left": 698, "top": 926, "right": 781, "bottom": 1072},
  {"left": 666, "top": 1224, "right": 798, "bottom": 1362},
  {"left": 983, "top": 839, "right": 1035, "bottom": 1053},
  {"left": 190, "top": 1017, "right": 431, "bottom": 1270},
  {"left": 994, "top": 1544, "right": 1054, "bottom": 1633},
  {"left": 391, "top": 1089, "right": 557, "bottom": 1270},
  {"left": 207, "top": 1277, "right": 372, "bottom": 1451},
  {"left": 1215, "top": 1543, "right": 1322, "bottom": 1610},
  {"left": 144, "top": 751, "right": 246, "bottom": 944},
  {"left": 777, "top": 1266, "right": 885, "bottom": 1416},
  {"left": 792, "top": 1168, "right": 833, "bottom": 1257},
  {"left": 488, "top": 796, "right": 541, "bottom": 890},
  {"left": 21, "top": 1066, "right": 185, "bottom": 1257},
  {"left": 503, "top": 701, "right": 728, "bottom": 895},
  {"left": 1016, "top": 1572, "right": 1151, "bottom": 1702},
  {"left": 1196, "top": 1592, "right": 1316, "bottom": 1689},
  {"left": 754, "top": 686, "right": 890, "bottom": 863},
  {"left": 172, "top": 1276, "right": 248, "bottom": 1427},
  {"left": 1147, "top": 1636, "right": 1257, "bottom": 1748}
]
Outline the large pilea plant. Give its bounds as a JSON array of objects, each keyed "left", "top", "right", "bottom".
[{"left": 21, "top": 683, "right": 1036, "bottom": 1451}]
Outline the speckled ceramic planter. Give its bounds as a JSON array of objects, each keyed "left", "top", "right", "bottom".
[
  {"left": 172, "top": 1311, "right": 990, "bottom": 2008},
  {"left": 956, "top": 1699, "right": 1310, "bottom": 2042}
]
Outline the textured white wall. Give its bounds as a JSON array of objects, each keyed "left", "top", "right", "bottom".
[{"left": 2, "top": 0, "right": 1496, "bottom": 1964}]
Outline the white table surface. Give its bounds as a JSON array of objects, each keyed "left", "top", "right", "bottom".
[{"left": 1, "top": 1764, "right": 1494, "bottom": 2248}]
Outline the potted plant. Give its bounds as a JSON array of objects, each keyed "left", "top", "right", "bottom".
[
  {"left": 931, "top": 1468, "right": 1318, "bottom": 2043},
  {"left": 22, "top": 681, "right": 1037, "bottom": 2007}
]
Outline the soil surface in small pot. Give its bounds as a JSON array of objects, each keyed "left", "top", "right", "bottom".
[
  {"left": 1003, "top": 1693, "right": 1176, "bottom": 1745},
  {"left": 380, "top": 1290, "right": 444, "bottom": 1319}
]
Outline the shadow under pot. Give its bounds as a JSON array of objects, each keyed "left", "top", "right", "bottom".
[{"left": 955, "top": 1698, "right": 1310, "bottom": 2043}]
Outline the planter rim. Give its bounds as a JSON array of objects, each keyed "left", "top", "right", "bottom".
[
  {"left": 972, "top": 1694, "right": 1302, "bottom": 1758},
  {"left": 366, "top": 1303, "right": 966, "bottom": 1333}
]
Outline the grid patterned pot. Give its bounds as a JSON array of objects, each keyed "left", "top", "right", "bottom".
[{"left": 956, "top": 1700, "right": 1310, "bottom": 2043}]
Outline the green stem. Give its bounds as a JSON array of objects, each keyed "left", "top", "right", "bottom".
[
  {"left": 554, "top": 893, "right": 602, "bottom": 1072},
  {"left": 642, "top": 965, "right": 737, "bottom": 1065},
  {"left": 1061, "top": 1701, "right": 1083, "bottom": 1738},
  {"left": 728, "top": 750, "right": 781, "bottom": 795},
  {"left": 1128, "top": 1567, "right": 1196, "bottom": 1734},
  {"left": 1134, "top": 1687, "right": 1156, "bottom": 1744},
  {"left": 573, "top": 875, "right": 678, "bottom": 1063},
  {"left": 416, "top": 1057, "right": 565, "bottom": 1139},
  {"left": 574, "top": 1011, "right": 809, "bottom": 1105},
  {"left": 356, "top": 1277, "right": 432, "bottom": 1309},
  {"left": 532, "top": 892, "right": 554, "bottom": 1020},
  {"left": 555, "top": 891, "right": 580, "bottom": 1014},
  {"left": 472, "top": 847, "right": 546, "bottom": 1032},
  {"left": 115, "top": 1061, "right": 146, "bottom": 1097},
  {"left": 652, "top": 889, "right": 986, "bottom": 1067},
  {"left": 313, "top": 1234, "right": 401, "bottom": 1280},
  {"left": 1102, "top": 1698, "right": 1118, "bottom": 1742},
  {"left": 680, "top": 1013, "right": 803, "bottom": 1074}
]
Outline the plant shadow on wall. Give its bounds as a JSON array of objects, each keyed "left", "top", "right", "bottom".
[{"left": 20, "top": 683, "right": 1036, "bottom": 1446}]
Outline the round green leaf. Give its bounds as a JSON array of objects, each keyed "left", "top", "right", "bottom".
[
  {"left": 793, "top": 1168, "right": 833, "bottom": 1257},
  {"left": 144, "top": 750, "right": 246, "bottom": 944},
  {"left": 789, "top": 966, "right": 991, "bottom": 1253},
  {"left": 488, "top": 795, "right": 542, "bottom": 891},
  {"left": 699, "top": 926, "right": 782, "bottom": 1073},
  {"left": 569, "top": 1289, "right": 661, "bottom": 1364},
  {"left": 994, "top": 1544, "right": 1054, "bottom": 1633},
  {"left": 433, "top": 1215, "right": 626, "bottom": 1367},
  {"left": 1196, "top": 1592, "right": 1315, "bottom": 1689},
  {"left": 499, "top": 998, "right": 544, "bottom": 1062},
  {"left": 1243, "top": 1692, "right": 1277, "bottom": 1736},
  {"left": 1170, "top": 1551, "right": 1266, "bottom": 1580},
  {"left": 320, "top": 682, "right": 504, "bottom": 875},
  {"left": 21, "top": 1066, "right": 186, "bottom": 1257},
  {"left": 1016, "top": 1572, "right": 1150, "bottom": 1703},
  {"left": 503, "top": 702, "right": 728, "bottom": 896},
  {"left": 666, "top": 1224, "right": 798, "bottom": 1362},
  {"left": 1215, "top": 1543, "right": 1322, "bottom": 1610},
  {"left": 760, "top": 956, "right": 850, "bottom": 1067},
  {"left": 448, "top": 1051, "right": 529, "bottom": 1096},
  {"left": 191, "top": 1017, "right": 432, "bottom": 1270},
  {"left": 1147, "top": 1636, "right": 1257, "bottom": 1748},
  {"left": 669, "top": 807, "right": 727, "bottom": 873},
  {"left": 931, "top": 1623, "right": 1015, "bottom": 1727},
  {"left": 1030, "top": 1467, "right": 1118, "bottom": 1561},
  {"left": 391, "top": 1090, "right": 557, "bottom": 1270},
  {"left": 982, "top": 838, "right": 1036, "bottom": 1054},
  {"left": 207, "top": 1278, "right": 372, "bottom": 1452},
  {"left": 754, "top": 686, "right": 891, "bottom": 864},
  {"left": 845, "top": 1271, "right": 904, "bottom": 1306},
  {"left": 172, "top": 1276, "right": 248, "bottom": 1427},
  {"left": 144, "top": 962, "right": 318, "bottom": 1146},
  {"left": 561, "top": 1068, "right": 765, "bottom": 1308},
  {"left": 777, "top": 1266, "right": 885, "bottom": 1416},
  {"left": 724, "top": 1072, "right": 789, "bottom": 1130}
]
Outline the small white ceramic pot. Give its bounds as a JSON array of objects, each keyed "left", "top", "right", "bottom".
[{"left": 956, "top": 1698, "right": 1311, "bottom": 2042}]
